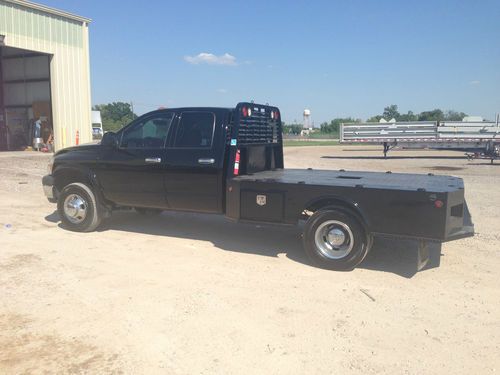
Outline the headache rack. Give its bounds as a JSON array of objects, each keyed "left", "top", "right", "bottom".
[
  {"left": 226, "top": 102, "right": 284, "bottom": 176},
  {"left": 230, "top": 102, "right": 282, "bottom": 145}
]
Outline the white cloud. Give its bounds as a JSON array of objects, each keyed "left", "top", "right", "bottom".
[
  {"left": 469, "top": 80, "right": 480, "bottom": 85},
  {"left": 184, "top": 52, "right": 237, "bottom": 66}
]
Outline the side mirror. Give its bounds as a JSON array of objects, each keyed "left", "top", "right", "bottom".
[{"left": 101, "top": 132, "right": 118, "bottom": 147}]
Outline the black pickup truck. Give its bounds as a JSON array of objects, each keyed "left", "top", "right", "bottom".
[{"left": 42, "top": 102, "right": 474, "bottom": 270}]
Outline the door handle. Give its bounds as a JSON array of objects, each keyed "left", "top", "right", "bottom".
[
  {"left": 198, "top": 158, "right": 215, "bottom": 165},
  {"left": 145, "top": 157, "right": 162, "bottom": 163}
]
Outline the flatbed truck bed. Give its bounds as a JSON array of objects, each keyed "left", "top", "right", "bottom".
[
  {"left": 233, "top": 168, "right": 463, "bottom": 193},
  {"left": 228, "top": 168, "right": 470, "bottom": 243}
]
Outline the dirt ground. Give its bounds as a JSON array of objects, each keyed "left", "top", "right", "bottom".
[{"left": 0, "top": 146, "right": 499, "bottom": 374}]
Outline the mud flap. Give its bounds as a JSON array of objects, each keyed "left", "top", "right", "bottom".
[{"left": 417, "top": 240, "right": 430, "bottom": 271}]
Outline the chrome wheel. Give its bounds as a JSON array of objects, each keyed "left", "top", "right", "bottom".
[
  {"left": 314, "top": 220, "right": 354, "bottom": 259},
  {"left": 63, "top": 194, "right": 88, "bottom": 224}
]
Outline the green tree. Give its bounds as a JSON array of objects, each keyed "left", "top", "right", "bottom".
[
  {"left": 92, "top": 102, "right": 138, "bottom": 132},
  {"left": 383, "top": 105, "right": 400, "bottom": 121},
  {"left": 398, "top": 110, "right": 418, "bottom": 122},
  {"left": 321, "top": 118, "right": 359, "bottom": 134},
  {"left": 418, "top": 109, "right": 444, "bottom": 121},
  {"left": 366, "top": 115, "right": 383, "bottom": 122},
  {"left": 444, "top": 110, "right": 467, "bottom": 121},
  {"left": 282, "top": 123, "right": 303, "bottom": 135}
]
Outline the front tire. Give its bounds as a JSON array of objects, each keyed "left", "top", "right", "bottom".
[
  {"left": 303, "top": 209, "right": 371, "bottom": 270},
  {"left": 57, "top": 182, "right": 102, "bottom": 232}
]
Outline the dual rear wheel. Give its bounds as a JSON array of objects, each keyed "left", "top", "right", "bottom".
[{"left": 303, "top": 209, "right": 372, "bottom": 270}]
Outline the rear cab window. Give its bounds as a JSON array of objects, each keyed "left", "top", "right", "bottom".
[{"left": 173, "top": 111, "right": 215, "bottom": 148}]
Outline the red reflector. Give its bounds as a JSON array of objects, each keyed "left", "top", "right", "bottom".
[
  {"left": 242, "top": 107, "right": 248, "bottom": 117},
  {"left": 233, "top": 149, "right": 241, "bottom": 176},
  {"left": 434, "top": 200, "right": 444, "bottom": 208}
]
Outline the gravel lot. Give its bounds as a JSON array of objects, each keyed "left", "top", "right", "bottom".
[{"left": 0, "top": 146, "right": 499, "bottom": 374}]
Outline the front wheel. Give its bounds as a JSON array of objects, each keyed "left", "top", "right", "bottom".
[
  {"left": 303, "top": 209, "right": 371, "bottom": 270},
  {"left": 57, "top": 182, "right": 102, "bottom": 232}
]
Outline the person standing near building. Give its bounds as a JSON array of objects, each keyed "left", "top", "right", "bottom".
[
  {"left": 33, "top": 117, "right": 45, "bottom": 151},
  {"left": 34, "top": 117, "right": 43, "bottom": 138}
]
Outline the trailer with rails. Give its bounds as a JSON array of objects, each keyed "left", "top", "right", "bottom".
[
  {"left": 42, "top": 102, "right": 474, "bottom": 271},
  {"left": 340, "top": 118, "right": 500, "bottom": 163}
]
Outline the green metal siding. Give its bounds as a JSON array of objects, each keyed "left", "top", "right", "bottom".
[{"left": 0, "top": 1, "right": 83, "bottom": 47}]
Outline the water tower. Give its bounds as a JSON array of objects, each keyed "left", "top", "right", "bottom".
[{"left": 303, "top": 109, "right": 311, "bottom": 129}]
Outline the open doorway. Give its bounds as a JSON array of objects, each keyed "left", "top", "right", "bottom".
[{"left": 0, "top": 46, "right": 53, "bottom": 151}]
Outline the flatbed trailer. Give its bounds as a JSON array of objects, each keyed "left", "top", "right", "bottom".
[
  {"left": 42, "top": 102, "right": 474, "bottom": 271},
  {"left": 340, "top": 118, "right": 500, "bottom": 161}
]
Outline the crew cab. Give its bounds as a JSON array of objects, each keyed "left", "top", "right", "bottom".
[{"left": 42, "top": 102, "right": 474, "bottom": 270}]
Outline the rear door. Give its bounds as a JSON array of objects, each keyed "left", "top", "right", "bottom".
[
  {"left": 163, "top": 110, "right": 223, "bottom": 213},
  {"left": 97, "top": 111, "right": 176, "bottom": 208}
]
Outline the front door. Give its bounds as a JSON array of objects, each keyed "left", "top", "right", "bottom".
[
  {"left": 97, "top": 111, "right": 175, "bottom": 208},
  {"left": 164, "top": 110, "right": 222, "bottom": 213}
]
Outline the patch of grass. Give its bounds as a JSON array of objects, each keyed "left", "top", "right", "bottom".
[
  {"left": 307, "top": 132, "right": 339, "bottom": 139},
  {"left": 283, "top": 140, "right": 340, "bottom": 147}
]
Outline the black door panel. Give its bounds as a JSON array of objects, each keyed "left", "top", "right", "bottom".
[
  {"left": 164, "top": 111, "right": 223, "bottom": 213},
  {"left": 98, "top": 148, "right": 168, "bottom": 208},
  {"left": 164, "top": 151, "right": 220, "bottom": 212},
  {"left": 95, "top": 111, "right": 175, "bottom": 208}
]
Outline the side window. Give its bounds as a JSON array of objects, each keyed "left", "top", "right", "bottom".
[
  {"left": 173, "top": 112, "right": 215, "bottom": 148},
  {"left": 120, "top": 113, "right": 175, "bottom": 148}
]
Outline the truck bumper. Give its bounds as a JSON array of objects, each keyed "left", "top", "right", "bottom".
[{"left": 42, "top": 175, "right": 58, "bottom": 203}]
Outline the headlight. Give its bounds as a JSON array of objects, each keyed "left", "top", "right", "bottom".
[{"left": 47, "top": 157, "right": 54, "bottom": 174}]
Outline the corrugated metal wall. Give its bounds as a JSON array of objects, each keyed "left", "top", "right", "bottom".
[
  {"left": 0, "top": 0, "right": 92, "bottom": 150},
  {"left": 2, "top": 52, "right": 51, "bottom": 106}
]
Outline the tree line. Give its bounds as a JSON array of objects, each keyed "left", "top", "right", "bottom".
[
  {"left": 93, "top": 102, "right": 137, "bottom": 132},
  {"left": 366, "top": 104, "right": 467, "bottom": 123},
  {"left": 285, "top": 105, "right": 468, "bottom": 136}
]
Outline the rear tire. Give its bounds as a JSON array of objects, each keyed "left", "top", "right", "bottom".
[
  {"left": 57, "top": 182, "right": 102, "bottom": 232},
  {"left": 303, "top": 209, "right": 371, "bottom": 270}
]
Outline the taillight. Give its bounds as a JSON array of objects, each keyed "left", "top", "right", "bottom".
[
  {"left": 233, "top": 149, "right": 241, "bottom": 176},
  {"left": 242, "top": 107, "right": 248, "bottom": 117},
  {"left": 434, "top": 200, "right": 444, "bottom": 208}
]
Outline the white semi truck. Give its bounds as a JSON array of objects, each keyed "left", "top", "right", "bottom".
[{"left": 91, "top": 110, "right": 103, "bottom": 140}]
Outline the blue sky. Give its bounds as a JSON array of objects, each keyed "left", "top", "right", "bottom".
[{"left": 43, "top": 0, "right": 500, "bottom": 123}]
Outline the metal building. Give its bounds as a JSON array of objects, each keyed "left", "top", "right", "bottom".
[{"left": 0, "top": 0, "right": 91, "bottom": 151}]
